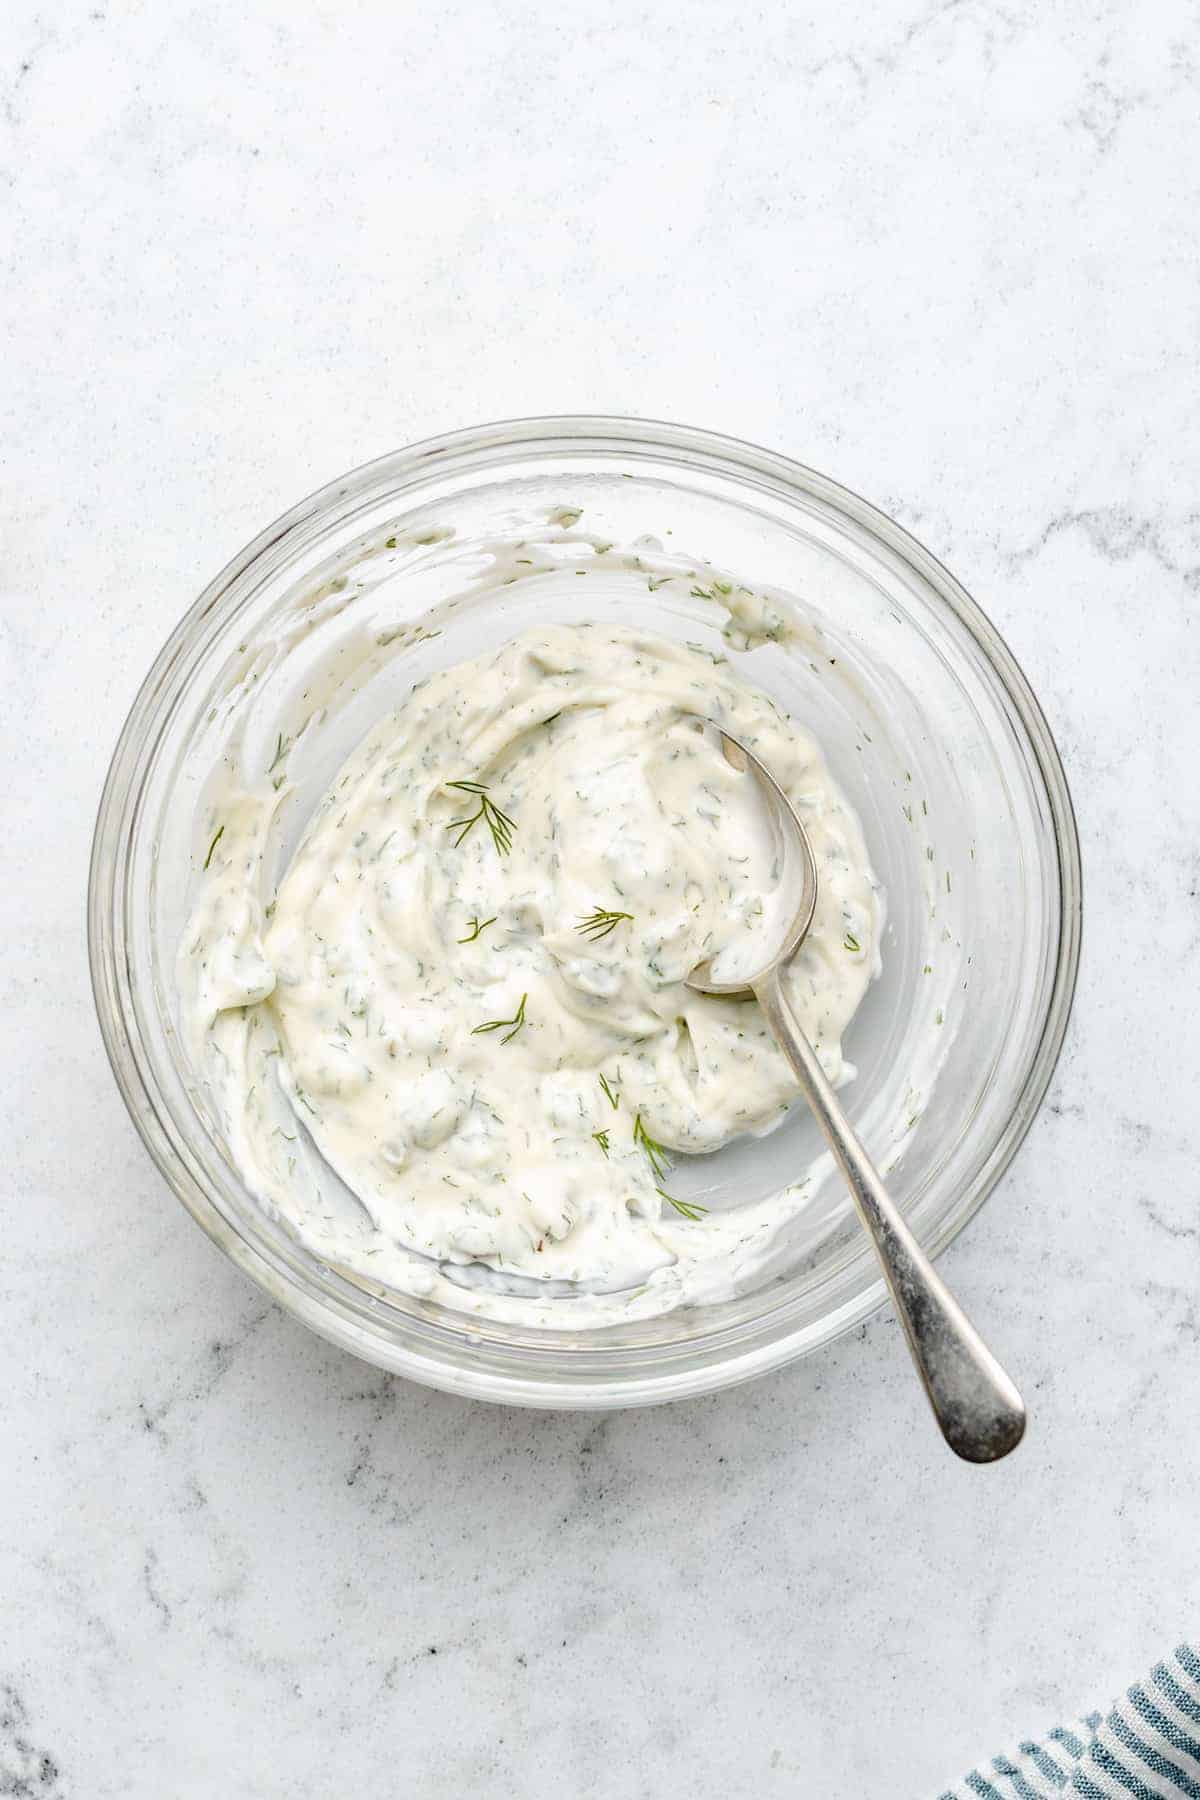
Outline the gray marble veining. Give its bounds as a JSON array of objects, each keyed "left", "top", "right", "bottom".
[{"left": 3, "top": 0, "right": 1198, "bottom": 1793}]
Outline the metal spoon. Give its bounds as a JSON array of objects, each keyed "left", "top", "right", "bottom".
[{"left": 687, "top": 727, "right": 1026, "bottom": 1463}]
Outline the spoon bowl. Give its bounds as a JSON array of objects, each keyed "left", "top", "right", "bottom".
[{"left": 685, "top": 730, "right": 819, "bottom": 997}]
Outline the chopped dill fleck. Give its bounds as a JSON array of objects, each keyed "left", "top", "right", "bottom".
[
  {"left": 844, "top": 932, "right": 861, "bottom": 953},
  {"left": 599, "top": 1073, "right": 620, "bottom": 1110},
  {"left": 268, "top": 733, "right": 290, "bottom": 773},
  {"left": 446, "top": 780, "right": 517, "bottom": 856},
  {"left": 385, "top": 535, "right": 397, "bottom": 548},
  {"left": 576, "top": 906, "right": 634, "bottom": 942},
  {"left": 592, "top": 1130, "right": 610, "bottom": 1157},
  {"left": 203, "top": 825, "right": 225, "bottom": 869},
  {"left": 471, "top": 992, "right": 527, "bottom": 1045},
  {"left": 458, "top": 914, "right": 497, "bottom": 944},
  {"left": 936, "top": 1009, "right": 944, "bottom": 1025}
]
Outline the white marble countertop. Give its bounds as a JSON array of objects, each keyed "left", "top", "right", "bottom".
[{"left": 3, "top": 2, "right": 1198, "bottom": 1794}]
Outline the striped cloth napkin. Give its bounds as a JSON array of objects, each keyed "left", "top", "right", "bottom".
[{"left": 935, "top": 1645, "right": 1200, "bottom": 1798}]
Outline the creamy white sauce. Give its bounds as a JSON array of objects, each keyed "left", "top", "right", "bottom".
[{"left": 181, "top": 613, "right": 883, "bottom": 1326}]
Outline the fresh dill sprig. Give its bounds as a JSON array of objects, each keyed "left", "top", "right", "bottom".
[
  {"left": 457, "top": 914, "right": 497, "bottom": 944},
  {"left": 203, "top": 824, "right": 225, "bottom": 869},
  {"left": 658, "top": 1189, "right": 708, "bottom": 1221},
  {"left": 471, "top": 992, "right": 527, "bottom": 1045},
  {"left": 576, "top": 907, "right": 634, "bottom": 942},
  {"left": 446, "top": 780, "right": 517, "bottom": 856},
  {"left": 599, "top": 1073, "right": 620, "bottom": 1110},
  {"left": 592, "top": 1130, "right": 610, "bottom": 1157},
  {"left": 633, "top": 1112, "right": 671, "bottom": 1182}
]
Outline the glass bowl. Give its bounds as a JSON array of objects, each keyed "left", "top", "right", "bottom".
[{"left": 88, "top": 418, "right": 1081, "bottom": 1407}]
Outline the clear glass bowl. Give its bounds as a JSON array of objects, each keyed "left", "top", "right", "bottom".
[{"left": 88, "top": 418, "right": 1081, "bottom": 1407}]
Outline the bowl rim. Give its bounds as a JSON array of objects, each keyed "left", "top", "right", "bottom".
[{"left": 88, "top": 414, "right": 1082, "bottom": 1407}]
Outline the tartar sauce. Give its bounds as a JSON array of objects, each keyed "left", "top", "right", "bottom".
[{"left": 182, "top": 622, "right": 882, "bottom": 1324}]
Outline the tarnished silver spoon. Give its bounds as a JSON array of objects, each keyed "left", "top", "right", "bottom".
[{"left": 687, "top": 727, "right": 1026, "bottom": 1463}]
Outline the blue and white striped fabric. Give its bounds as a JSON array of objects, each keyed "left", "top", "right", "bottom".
[{"left": 936, "top": 1645, "right": 1200, "bottom": 1798}]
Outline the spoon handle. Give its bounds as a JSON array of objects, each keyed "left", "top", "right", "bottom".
[{"left": 755, "top": 970, "right": 1026, "bottom": 1463}]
